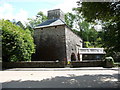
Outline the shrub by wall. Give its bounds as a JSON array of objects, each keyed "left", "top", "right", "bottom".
[{"left": 0, "top": 20, "right": 35, "bottom": 62}]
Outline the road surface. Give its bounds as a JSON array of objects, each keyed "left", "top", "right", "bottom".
[{"left": 0, "top": 67, "right": 120, "bottom": 88}]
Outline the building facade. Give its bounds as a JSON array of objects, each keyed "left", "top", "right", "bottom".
[{"left": 32, "top": 9, "right": 83, "bottom": 62}]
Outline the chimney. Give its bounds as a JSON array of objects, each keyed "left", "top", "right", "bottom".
[{"left": 47, "top": 9, "right": 65, "bottom": 21}]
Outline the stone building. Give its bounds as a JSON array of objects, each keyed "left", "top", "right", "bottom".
[{"left": 33, "top": 9, "right": 83, "bottom": 62}]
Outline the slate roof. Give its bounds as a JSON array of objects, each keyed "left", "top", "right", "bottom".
[
  {"left": 34, "top": 18, "right": 83, "bottom": 40},
  {"left": 35, "top": 18, "right": 66, "bottom": 28}
]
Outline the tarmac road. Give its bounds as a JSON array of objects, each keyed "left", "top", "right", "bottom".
[{"left": 0, "top": 67, "right": 120, "bottom": 88}]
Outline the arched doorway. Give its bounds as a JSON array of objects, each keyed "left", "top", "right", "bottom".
[{"left": 71, "top": 53, "right": 76, "bottom": 61}]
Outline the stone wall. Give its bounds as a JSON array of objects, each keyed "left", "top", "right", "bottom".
[
  {"left": 65, "top": 26, "right": 83, "bottom": 62},
  {"left": 70, "top": 61, "right": 103, "bottom": 67},
  {"left": 33, "top": 25, "right": 67, "bottom": 61},
  {"left": 2, "top": 61, "right": 65, "bottom": 68}
]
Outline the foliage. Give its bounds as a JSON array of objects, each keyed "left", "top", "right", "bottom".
[
  {"left": 65, "top": 10, "right": 103, "bottom": 48},
  {"left": 65, "top": 12, "right": 101, "bottom": 48},
  {"left": 79, "top": 21, "right": 98, "bottom": 42},
  {"left": 76, "top": 2, "right": 120, "bottom": 61},
  {"left": 65, "top": 12, "right": 76, "bottom": 28},
  {"left": 0, "top": 19, "right": 35, "bottom": 62},
  {"left": 75, "top": 2, "right": 120, "bottom": 22},
  {"left": 26, "top": 11, "right": 47, "bottom": 36},
  {"left": 103, "top": 21, "right": 120, "bottom": 60},
  {"left": 27, "top": 11, "right": 47, "bottom": 28},
  {"left": 65, "top": 11, "right": 83, "bottom": 29}
]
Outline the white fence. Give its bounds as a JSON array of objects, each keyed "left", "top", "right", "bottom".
[{"left": 79, "top": 48, "right": 106, "bottom": 54}]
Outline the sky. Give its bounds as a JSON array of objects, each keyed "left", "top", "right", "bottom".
[{"left": 0, "top": 0, "right": 78, "bottom": 24}]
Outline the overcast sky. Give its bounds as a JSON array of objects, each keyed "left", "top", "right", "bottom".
[{"left": 0, "top": 0, "right": 78, "bottom": 24}]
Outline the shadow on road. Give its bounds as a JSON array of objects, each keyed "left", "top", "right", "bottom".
[{"left": 2, "top": 74, "right": 119, "bottom": 88}]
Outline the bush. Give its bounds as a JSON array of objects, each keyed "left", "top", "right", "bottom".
[
  {"left": 103, "top": 57, "right": 114, "bottom": 68},
  {"left": 104, "top": 57, "right": 114, "bottom": 63},
  {"left": 0, "top": 20, "right": 35, "bottom": 62}
]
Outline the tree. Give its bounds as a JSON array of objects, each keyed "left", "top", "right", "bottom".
[
  {"left": 0, "top": 19, "right": 35, "bottom": 62},
  {"left": 26, "top": 11, "right": 47, "bottom": 36},
  {"left": 76, "top": 1, "right": 120, "bottom": 61},
  {"left": 75, "top": 2, "right": 120, "bottom": 22},
  {"left": 103, "top": 21, "right": 120, "bottom": 60},
  {"left": 65, "top": 11, "right": 83, "bottom": 29},
  {"left": 65, "top": 12, "right": 76, "bottom": 28},
  {"left": 27, "top": 11, "right": 47, "bottom": 28},
  {"left": 77, "top": 21, "right": 99, "bottom": 48},
  {"left": 65, "top": 12, "right": 101, "bottom": 48}
]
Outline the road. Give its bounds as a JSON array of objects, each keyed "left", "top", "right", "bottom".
[{"left": 0, "top": 67, "right": 120, "bottom": 88}]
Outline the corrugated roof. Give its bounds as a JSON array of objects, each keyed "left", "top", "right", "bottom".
[{"left": 35, "top": 18, "right": 65, "bottom": 28}]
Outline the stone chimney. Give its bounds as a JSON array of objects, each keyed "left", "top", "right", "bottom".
[{"left": 47, "top": 9, "right": 65, "bottom": 21}]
